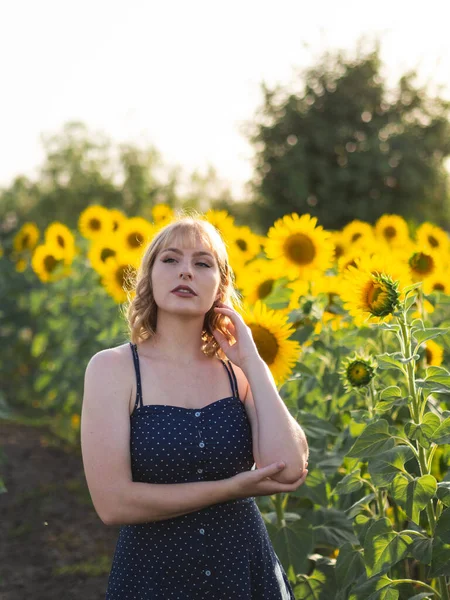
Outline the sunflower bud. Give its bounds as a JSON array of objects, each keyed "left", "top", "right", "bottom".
[
  {"left": 363, "top": 272, "right": 400, "bottom": 318},
  {"left": 340, "top": 353, "right": 377, "bottom": 391}
]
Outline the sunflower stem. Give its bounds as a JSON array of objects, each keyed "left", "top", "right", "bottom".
[
  {"left": 396, "top": 306, "right": 450, "bottom": 597},
  {"left": 273, "top": 493, "right": 286, "bottom": 528}
]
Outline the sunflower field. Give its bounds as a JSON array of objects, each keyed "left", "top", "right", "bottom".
[{"left": 3, "top": 205, "right": 450, "bottom": 599}]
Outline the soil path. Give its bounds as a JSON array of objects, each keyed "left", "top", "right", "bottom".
[{"left": 0, "top": 420, "right": 119, "bottom": 600}]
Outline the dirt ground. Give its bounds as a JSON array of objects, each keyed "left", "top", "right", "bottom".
[{"left": 0, "top": 420, "right": 119, "bottom": 600}]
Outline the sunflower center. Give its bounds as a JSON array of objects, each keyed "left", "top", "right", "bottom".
[
  {"left": 433, "top": 283, "right": 445, "bottom": 291},
  {"left": 409, "top": 252, "right": 434, "bottom": 275},
  {"left": 22, "top": 234, "right": 30, "bottom": 250},
  {"left": 346, "top": 360, "right": 373, "bottom": 387},
  {"left": 101, "top": 248, "right": 116, "bottom": 263},
  {"left": 285, "top": 233, "right": 316, "bottom": 265},
  {"left": 334, "top": 244, "right": 345, "bottom": 259},
  {"left": 257, "top": 279, "right": 274, "bottom": 300},
  {"left": 236, "top": 239, "right": 248, "bottom": 252},
  {"left": 425, "top": 348, "right": 432, "bottom": 363},
  {"left": 128, "top": 232, "right": 144, "bottom": 248},
  {"left": 44, "top": 255, "right": 58, "bottom": 273},
  {"left": 428, "top": 235, "right": 439, "bottom": 248},
  {"left": 383, "top": 226, "right": 396, "bottom": 240},
  {"left": 57, "top": 235, "right": 65, "bottom": 248},
  {"left": 248, "top": 324, "right": 279, "bottom": 365},
  {"left": 116, "top": 266, "right": 127, "bottom": 287},
  {"left": 89, "top": 218, "right": 101, "bottom": 231},
  {"left": 351, "top": 232, "right": 362, "bottom": 243}
]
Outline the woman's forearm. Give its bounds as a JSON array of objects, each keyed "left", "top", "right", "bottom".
[{"left": 104, "top": 477, "right": 236, "bottom": 526}]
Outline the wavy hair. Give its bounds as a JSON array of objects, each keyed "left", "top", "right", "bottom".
[{"left": 123, "top": 210, "right": 242, "bottom": 359}]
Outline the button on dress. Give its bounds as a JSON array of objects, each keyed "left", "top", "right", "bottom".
[{"left": 105, "top": 342, "right": 295, "bottom": 600}]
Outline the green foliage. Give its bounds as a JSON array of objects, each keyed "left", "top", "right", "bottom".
[{"left": 248, "top": 43, "right": 450, "bottom": 232}]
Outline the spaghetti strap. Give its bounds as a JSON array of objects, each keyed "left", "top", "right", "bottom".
[
  {"left": 129, "top": 342, "right": 143, "bottom": 410},
  {"left": 220, "top": 359, "right": 239, "bottom": 400}
]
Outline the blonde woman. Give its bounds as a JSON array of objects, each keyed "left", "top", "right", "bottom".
[{"left": 81, "top": 213, "right": 309, "bottom": 599}]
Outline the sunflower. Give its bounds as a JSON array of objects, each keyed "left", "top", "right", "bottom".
[
  {"left": 238, "top": 258, "right": 288, "bottom": 306},
  {"left": 285, "top": 279, "right": 310, "bottom": 311},
  {"left": 240, "top": 300, "right": 301, "bottom": 386},
  {"left": 110, "top": 209, "right": 127, "bottom": 232},
  {"left": 15, "top": 258, "right": 27, "bottom": 273},
  {"left": 88, "top": 235, "right": 120, "bottom": 275},
  {"left": 341, "top": 267, "right": 400, "bottom": 323},
  {"left": 415, "top": 222, "right": 449, "bottom": 254},
  {"left": 78, "top": 205, "right": 115, "bottom": 240},
  {"left": 226, "top": 225, "right": 262, "bottom": 269},
  {"left": 115, "top": 217, "right": 155, "bottom": 257},
  {"left": 202, "top": 209, "right": 236, "bottom": 241},
  {"left": 374, "top": 214, "right": 411, "bottom": 247},
  {"left": 341, "top": 220, "right": 374, "bottom": 248},
  {"left": 31, "top": 243, "right": 69, "bottom": 283},
  {"left": 13, "top": 222, "right": 40, "bottom": 253},
  {"left": 407, "top": 247, "right": 442, "bottom": 282},
  {"left": 152, "top": 203, "right": 175, "bottom": 228},
  {"left": 423, "top": 270, "right": 450, "bottom": 295},
  {"left": 329, "top": 231, "right": 348, "bottom": 262},
  {"left": 424, "top": 340, "right": 444, "bottom": 367},
  {"left": 340, "top": 353, "right": 377, "bottom": 392},
  {"left": 44, "top": 222, "right": 76, "bottom": 262},
  {"left": 101, "top": 254, "right": 139, "bottom": 304},
  {"left": 264, "top": 213, "right": 334, "bottom": 280}
]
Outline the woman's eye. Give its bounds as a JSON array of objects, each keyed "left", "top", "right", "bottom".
[{"left": 162, "top": 258, "right": 210, "bottom": 268}]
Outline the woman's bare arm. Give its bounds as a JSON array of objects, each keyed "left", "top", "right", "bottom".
[{"left": 80, "top": 348, "right": 236, "bottom": 526}]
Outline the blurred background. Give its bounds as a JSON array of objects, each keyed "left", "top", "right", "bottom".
[{"left": 2, "top": 1, "right": 450, "bottom": 598}]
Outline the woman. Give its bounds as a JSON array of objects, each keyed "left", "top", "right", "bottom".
[{"left": 81, "top": 213, "right": 309, "bottom": 599}]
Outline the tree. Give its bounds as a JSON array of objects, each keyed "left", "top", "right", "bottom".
[{"left": 247, "top": 41, "right": 450, "bottom": 232}]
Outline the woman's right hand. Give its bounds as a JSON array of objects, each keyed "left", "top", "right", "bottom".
[{"left": 228, "top": 461, "right": 309, "bottom": 499}]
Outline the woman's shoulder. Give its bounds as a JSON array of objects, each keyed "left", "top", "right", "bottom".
[{"left": 85, "top": 342, "right": 133, "bottom": 372}]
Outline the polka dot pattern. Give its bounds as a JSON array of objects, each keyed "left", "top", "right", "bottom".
[{"left": 105, "top": 343, "right": 295, "bottom": 599}]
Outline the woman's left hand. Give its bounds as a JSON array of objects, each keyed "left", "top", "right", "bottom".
[{"left": 212, "top": 302, "right": 260, "bottom": 370}]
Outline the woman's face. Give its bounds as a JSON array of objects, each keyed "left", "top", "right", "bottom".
[{"left": 151, "top": 240, "right": 222, "bottom": 316}]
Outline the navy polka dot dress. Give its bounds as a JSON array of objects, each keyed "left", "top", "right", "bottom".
[{"left": 105, "top": 342, "right": 295, "bottom": 599}]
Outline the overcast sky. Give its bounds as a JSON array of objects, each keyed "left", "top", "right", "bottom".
[{"left": 1, "top": 0, "right": 449, "bottom": 199}]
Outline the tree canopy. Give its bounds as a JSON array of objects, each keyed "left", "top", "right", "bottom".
[{"left": 247, "top": 43, "right": 450, "bottom": 232}]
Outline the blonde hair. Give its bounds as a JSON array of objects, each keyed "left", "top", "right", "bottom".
[{"left": 123, "top": 211, "right": 242, "bottom": 359}]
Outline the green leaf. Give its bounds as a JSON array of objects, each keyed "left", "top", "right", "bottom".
[
  {"left": 349, "top": 574, "right": 398, "bottom": 600},
  {"left": 405, "top": 413, "right": 441, "bottom": 449},
  {"left": 375, "top": 397, "right": 409, "bottom": 413},
  {"left": 333, "top": 469, "right": 364, "bottom": 495},
  {"left": 353, "top": 513, "right": 376, "bottom": 546},
  {"left": 376, "top": 353, "right": 404, "bottom": 372},
  {"left": 416, "top": 365, "right": 450, "bottom": 394},
  {"left": 434, "top": 506, "right": 450, "bottom": 543},
  {"left": 296, "top": 411, "right": 340, "bottom": 439},
  {"left": 390, "top": 474, "right": 437, "bottom": 524},
  {"left": 413, "top": 327, "right": 449, "bottom": 346},
  {"left": 294, "top": 570, "right": 328, "bottom": 600},
  {"left": 298, "top": 468, "right": 328, "bottom": 506},
  {"left": 430, "top": 534, "right": 450, "bottom": 576},
  {"left": 347, "top": 420, "right": 396, "bottom": 459},
  {"left": 271, "top": 518, "right": 314, "bottom": 577},
  {"left": 410, "top": 536, "right": 432, "bottom": 564},
  {"left": 313, "top": 507, "right": 359, "bottom": 547},
  {"left": 347, "top": 494, "right": 376, "bottom": 520},
  {"left": 431, "top": 416, "right": 450, "bottom": 445},
  {"left": 379, "top": 386, "right": 402, "bottom": 400},
  {"left": 436, "top": 481, "right": 450, "bottom": 506},
  {"left": 367, "top": 446, "right": 415, "bottom": 487},
  {"left": 364, "top": 518, "right": 412, "bottom": 576},
  {"left": 335, "top": 542, "right": 366, "bottom": 592}
]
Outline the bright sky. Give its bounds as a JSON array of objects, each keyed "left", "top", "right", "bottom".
[{"left": 1, "top": 0, "right": 449, "bottom": 200}]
